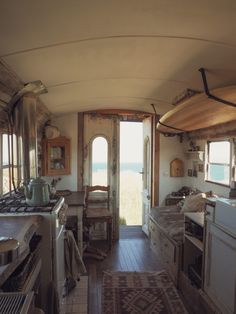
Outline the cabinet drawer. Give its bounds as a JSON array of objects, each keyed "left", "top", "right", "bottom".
[
  {"left": 149, "top": 219, "right": 158, "bottom": 234},
  {"left": 150, "top": 236, "right": 160, "bottom": 255},
  {"left": 150, "top": 228, "right": 161, "bottom": 255},
  {"left": 161, "top": 237, "right": 176, "bottom": 262},
  {"left": 161, "top": 255, "right": 178, "bottom": 283}
]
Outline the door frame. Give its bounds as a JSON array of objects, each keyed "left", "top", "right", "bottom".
[{"left": 77, "top": 110, "right": 160, "bottom": 237}]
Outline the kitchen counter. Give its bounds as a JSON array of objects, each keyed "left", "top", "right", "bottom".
[
  {"left": 63, "top": 191, "right": 85, "bottom": 207},
  {"left": 0, "top": 215, "right": 43, "bottom": 286}
]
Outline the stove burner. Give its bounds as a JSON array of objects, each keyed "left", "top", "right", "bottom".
[{"left": 0, "top": 194, "right": 60, "bottom": 213}]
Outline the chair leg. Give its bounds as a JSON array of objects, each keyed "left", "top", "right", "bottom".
[{"left": 107, "top": 221, "right": 112, "bottom": 250}]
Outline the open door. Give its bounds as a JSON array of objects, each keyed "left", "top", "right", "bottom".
[
  {"left": 142, "top": 116, "right": 152, "bottom": 235},
  {"left": 83, "top": 113, "right": 120, "bottom": 240}
]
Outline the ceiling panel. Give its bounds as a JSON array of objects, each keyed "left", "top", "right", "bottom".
[{"left": 0, "top": 0, "right": 236, "bottom": 115}]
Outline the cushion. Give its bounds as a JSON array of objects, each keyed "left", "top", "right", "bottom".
[{"left": 180, "top": 193, "right": 206, "bottom": 213}]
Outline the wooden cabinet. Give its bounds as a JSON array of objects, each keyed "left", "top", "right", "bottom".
[
  {"left": 170, "top": 158, "right": 184, "bottom": 177},
  {"left": 149, "top": 217, "right": 181, "bottom": 284},
  {"left": 42, "top": 136, "right": 70, "bottom": 176}
]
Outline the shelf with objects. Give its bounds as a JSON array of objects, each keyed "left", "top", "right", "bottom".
[
  {"left": 183, "top": 212, "right": 204, "bottom": 289},
  {"left": 179, "top": 209, "right": 219, "bottom": 313},
  {"left": 185, "top": 151, "right": 204, "bottom": 161},
  {"left": 42, "top": 136, "right": 71, "bottom": 176}
]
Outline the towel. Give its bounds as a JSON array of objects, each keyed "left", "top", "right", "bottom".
[{"left": 64, "top": 230, "right": 87, "bottom": 295}]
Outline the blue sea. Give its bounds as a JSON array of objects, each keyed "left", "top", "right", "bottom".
[
  {"left": 93, "top": 163, "right": 228, "bottom": 182},
  {"left": 209, "top": 165, "right": 228, "bottom": 182},
  {"left": 93, "top": 162, "right": 143, "bottom": 172}
]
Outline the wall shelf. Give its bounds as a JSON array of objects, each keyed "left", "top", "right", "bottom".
[
  {"left": 42, "top": 136, "right": 71, "bottom": 176},
  {"left": 185, "top": 151, "right": 204, "bottom": 161}
]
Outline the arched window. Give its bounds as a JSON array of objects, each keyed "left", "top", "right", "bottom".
[{"left": 92, "top": 136, "right": 108, "bottom": 185}]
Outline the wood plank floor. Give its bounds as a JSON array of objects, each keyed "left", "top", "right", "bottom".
[{"left": 84, "top": 226, "right": 164, "bottom": 314}]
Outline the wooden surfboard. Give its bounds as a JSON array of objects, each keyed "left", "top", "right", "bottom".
[{"left": 156, "top": 85, "right": 236, "bottom": 134}]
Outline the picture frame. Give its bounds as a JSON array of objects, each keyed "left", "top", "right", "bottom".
[
  {"left": 193, "top": 169, "right": 198, "bottom": 177},
  {"left": 188, "top": 169, "right": 192, "bottom": 177},
  {"left": 198, "top": 164, "right": 204, "bottom": 172}
]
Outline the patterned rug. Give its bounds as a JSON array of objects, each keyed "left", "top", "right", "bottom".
[{"left": 102, "top": 270, "right": 188, "bottom": 314}]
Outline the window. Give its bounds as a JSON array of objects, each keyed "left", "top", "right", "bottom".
[
  {"left": 1, "top": 133, "right": 18, "bottom": 195},
  {"left": 207, "top": 140, "right": 231, "bottom": 185},
  {"left": 91, "top": 136, "right": 108, "bottom": 186}
]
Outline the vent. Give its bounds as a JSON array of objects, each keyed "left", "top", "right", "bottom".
[{"left": 0, "top": 292, "right": 34, "bottom": 313}]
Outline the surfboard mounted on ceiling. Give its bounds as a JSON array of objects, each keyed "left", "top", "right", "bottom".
[{"left": 156, "top": 85, "right": 236, "bottom": 134}]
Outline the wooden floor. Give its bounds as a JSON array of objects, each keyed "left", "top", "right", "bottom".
[{"left": 84, "top": 226, "right": 164, "bottom": 314}]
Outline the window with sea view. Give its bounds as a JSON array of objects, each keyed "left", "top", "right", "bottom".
[
  {"left": 207, "top": 140, "right": 231, "bottom": 185},
  {"left": 92, "top": 136, "right": 108, "bottom": 186}
]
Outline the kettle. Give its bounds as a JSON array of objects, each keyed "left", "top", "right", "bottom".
[{"left": 23, "top": 177, "right": 50, "bottom": 206}]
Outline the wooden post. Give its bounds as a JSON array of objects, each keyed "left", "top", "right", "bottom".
[
  {"left": 77, "top": 112, "right": 84, "bottom": 191},
  {"left": 152, "top": 114, "right": 160, "bottom": 207}
]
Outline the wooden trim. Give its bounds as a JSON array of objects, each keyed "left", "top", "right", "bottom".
[
  {"left": 85, "top": 109, "right": 153, "bottom": 122},
  {"left": 77, "top": 112, "right": 84, "bottom": 191},
  {"left": 152, "top": 115, "right": 160, "bottom": 206},
  {"left": 205, "top": 180, "right": 230, "bottom": 188}
]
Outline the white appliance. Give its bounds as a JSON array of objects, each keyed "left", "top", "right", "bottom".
[
  {"left": 0, "top": 195, "right": 67, "bottom": 314},
  {"left": 204, "top": 198, "right": 236, "bottom": 314},
  {"left": 215, "top": 198, "right": 236, "bottom": 235}
]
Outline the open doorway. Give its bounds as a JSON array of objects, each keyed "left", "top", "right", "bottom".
[{"left": 119, "top": 121, "right": 143, "bottom": 226}]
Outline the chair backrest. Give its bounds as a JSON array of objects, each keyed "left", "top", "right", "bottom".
[{"left": 85, "top": 185, "right": 110, "bottom": 210}]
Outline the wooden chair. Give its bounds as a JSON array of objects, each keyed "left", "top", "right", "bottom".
[{"left": 83, "top": 185, "right": 113, "bottom": 256}]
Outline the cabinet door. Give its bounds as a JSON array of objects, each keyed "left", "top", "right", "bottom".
[
  {"left": 204, "top": 222, "right": 236, "bottom": 314},
  {"left": 42, "top": 137, "right": 70, "bottom": 176}
]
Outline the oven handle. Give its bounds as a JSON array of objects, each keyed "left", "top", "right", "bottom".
[
  {"left": 58, "top": 203, "right": 68, "bottom": 225},
  {"left": 56, "top": 224, "right": 65, "bottom": 241}
]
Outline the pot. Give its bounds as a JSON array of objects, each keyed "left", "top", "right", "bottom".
[{"left": 24, "top": 177, "right": 50, "bottom": 206}]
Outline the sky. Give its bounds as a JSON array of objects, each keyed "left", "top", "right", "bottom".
[
  {"left": 120, "top": 122, "right": 143, "bottom": 163},
  {"left": 92, "top": 121, "right": 143, "bottom": 163}
]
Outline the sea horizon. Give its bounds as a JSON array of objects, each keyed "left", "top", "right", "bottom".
[{"left": 93, "top": 162, "right": 142, "bottom": 172}]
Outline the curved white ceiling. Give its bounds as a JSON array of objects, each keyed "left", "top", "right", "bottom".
[{"left": 1, "top": 0, "right": 236, "bottom": 115}]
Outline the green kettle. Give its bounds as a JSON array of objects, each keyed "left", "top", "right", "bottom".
[{"left": 24, "top": 177, "right": 50, "bottom": 206}]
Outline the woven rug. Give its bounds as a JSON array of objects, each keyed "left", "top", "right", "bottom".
[{"left": 102, "top": 270, "right": 188, "bottom": 314}]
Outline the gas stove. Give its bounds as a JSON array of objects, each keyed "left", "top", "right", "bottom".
[{"left": 0, "top": 194, "right": 60, "bottom": 213}]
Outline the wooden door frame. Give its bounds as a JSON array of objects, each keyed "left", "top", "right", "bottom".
[{"left": 77, "top": 110, "right": 160, "bottom": 205}]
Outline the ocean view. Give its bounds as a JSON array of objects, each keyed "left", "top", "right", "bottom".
[
  {"left": 92, "top": 162, "right": 143, "bottom": 225},
  {"left": 93, "top": 162, "right": 143, "bottom": 172}
]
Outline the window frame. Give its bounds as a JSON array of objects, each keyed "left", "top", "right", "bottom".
[
  {"left": 205, "top": 139, "right": 232, "bottom": 187},
  {"left": 0, "top": 133, "right": 20, "bottom": 196}
]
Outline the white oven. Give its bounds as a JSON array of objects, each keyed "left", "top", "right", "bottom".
[
  {"left": 0, "top": 196, "right": 67, "bottom": 314},
  {"left": 29, "top": 197, "right": 67, "bottom": 314}
]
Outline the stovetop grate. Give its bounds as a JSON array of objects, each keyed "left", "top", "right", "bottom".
[
  {"left": 0, "top": 194, "right": 60, "bottom": 213},
  {"left": 0, "top": 292, "right": 34, "bottom": 313}
]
